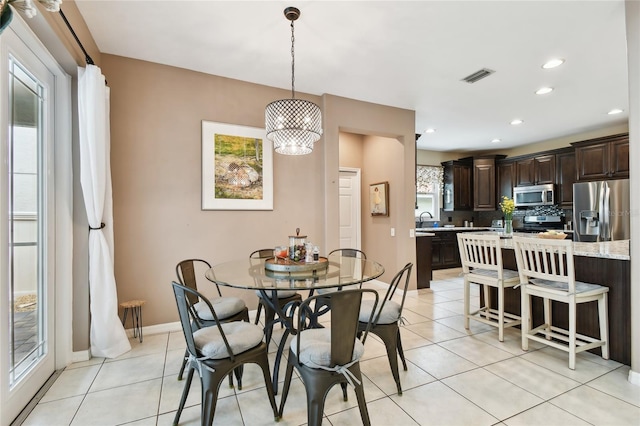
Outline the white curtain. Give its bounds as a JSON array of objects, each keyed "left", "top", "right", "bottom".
[{"left": 78, "top": 65, "right": 131, "bottom": 358}]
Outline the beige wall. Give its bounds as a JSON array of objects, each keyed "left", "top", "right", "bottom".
[
  {"left": 485, "top": 123, "right": 629, "bottom": 157},
  {"left": 323, "top": 95, "right": 417, "bottom": 289},
  {"left": 361, "top": 135, "right": 406, "bottom": 282},
  {"left": 337, "top": 132, "right": 407, "bottom": 282},
  {"left": 417, "top": 123, "right": 629, "bottom": 165},
  {"left": 416, "top": 149, "right": 465, "bottom": 166},
  {"left": 624, "top": 0, "right": 639, "bottom": 380},
  {"left": 339, "top": 132, "right": 364, "bottom": 170},
  {"left": 102, "top": 55, "right": 325, "bottom": 327},
  {"left": 99, "top": 56, "right": 417, "bottom": 330}
]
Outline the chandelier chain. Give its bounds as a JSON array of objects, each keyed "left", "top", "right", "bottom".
[{"left": 290, "top": 19, "right": 295, "bottom": 99}]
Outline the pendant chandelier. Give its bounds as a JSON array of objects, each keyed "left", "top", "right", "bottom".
[{"left": 265, "top": 7, "right": 322, "bottom": 155}]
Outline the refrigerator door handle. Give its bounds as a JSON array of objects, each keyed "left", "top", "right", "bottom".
[{"left": 601, "top": 182, "right": 611, "bottom": 241}]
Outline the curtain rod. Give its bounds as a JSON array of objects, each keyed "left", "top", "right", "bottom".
[{"left": 58, "top": 8, "right": 95, "bottom": 66}]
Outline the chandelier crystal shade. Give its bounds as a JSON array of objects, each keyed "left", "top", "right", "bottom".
[{"left": 265, "top": 7, "right": 322, "bottom": 155}]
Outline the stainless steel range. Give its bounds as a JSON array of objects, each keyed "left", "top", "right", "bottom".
[{"left": 515, "top": 215, "right": 564, "bottom": 233}]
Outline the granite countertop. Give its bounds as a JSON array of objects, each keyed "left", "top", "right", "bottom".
[
  {"left": 465, "top": 231, "right": 630, "bottom": 260},
  {"left": 416, "top": 226, "right": 491, "bottom": 232},
  {"left": 415, "top": 232, "right": 436, "bottom": 237}
]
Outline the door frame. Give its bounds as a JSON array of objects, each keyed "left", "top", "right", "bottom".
[
  {"left": 0, "top": 11, "right": 72, "bottom": 425},
  {"left": 338, "top": 167, "right": 362, "bottom": 251}
]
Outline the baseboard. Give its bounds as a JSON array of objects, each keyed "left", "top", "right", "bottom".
[
  {"left": 71, "top": 350, "right": 91, "bottom": 363},
  {"left": 628, "top": 369, "right": 640, "bottom": 386},
  {"left": 123, "top": 310, "right": 263, "bottom": 339},
  {"left": 124, "top": 321, "right": 182, "bottom": 338}
]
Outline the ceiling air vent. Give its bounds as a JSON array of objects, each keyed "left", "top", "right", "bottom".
[{"left": 461, "top": 68, "right": 495, "bottom": 84}]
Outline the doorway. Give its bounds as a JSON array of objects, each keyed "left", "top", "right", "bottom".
[
  {"left": 338, "top": 168, "right": 362, "bottom": 250},
  {"left": 0, "top": 15, "right": 72, "bottom": 425}
]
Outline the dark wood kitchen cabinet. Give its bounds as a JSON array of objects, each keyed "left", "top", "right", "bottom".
[
  {"left": 431, "top": 231, "right": 460, "bottom": 270},
  {"left": 473, "top": 155, "right": 504, "bottom": 211},
  {"left": 442, "top": 160, "right": 473, "bottom": 211},
  {"left": 497, "top": 160, "right": 515, "bottom": 202},
  {"left": 574, "top": 133, "right": 629, "bottom": 181},
  {"left": 416, "top": 235, "right": 433, "bottom": 288},
  {"left": 555, "top": 148, "right": 576, "bottom": 208},
  {"left": 515, "top": 154, "right": 555, "bottom": 186}
]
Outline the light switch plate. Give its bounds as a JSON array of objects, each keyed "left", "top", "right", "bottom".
[
  {"left": 390, "top": 228, "right": 395, "bottom": 237},
  {"left": 409, "top": 229, "right": 415, "bottom": 238}
]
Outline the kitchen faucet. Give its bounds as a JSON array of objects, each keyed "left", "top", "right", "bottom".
[{"left": 419, "top": 211, "right": 433, "bottom": 227}]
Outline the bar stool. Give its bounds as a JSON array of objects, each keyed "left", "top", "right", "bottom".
[
  {"left": 120, "top": 299, "right": 145, "bottom": 343},
  {"left": 512, "top": 236, "right": 609, "bottom": 369},
  {"left": 457, "top": 233, "right": 521, "bottom": 342}
]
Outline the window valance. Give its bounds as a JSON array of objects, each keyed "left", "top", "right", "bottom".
[{"left": 416, "top": 165, "right": 443, "bottom": 193}]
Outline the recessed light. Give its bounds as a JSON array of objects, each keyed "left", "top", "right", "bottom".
[
  {"left": 424, "top": 128, "right": 436, "bottom": 134},
  {"left": 607, "top": 108, "right": 624, "bottom": 115},
  {"left": 491, "top": 138, "right": 501, "bottom": 143},
  {"left": 510, "top": 119, "right": 524, "bottom": 125},
  {"left": 535, "top": 87, "right": 554, "bottom": 95},
  {"left": 542, "top": 58, "right": 565, "bottom": 69}
]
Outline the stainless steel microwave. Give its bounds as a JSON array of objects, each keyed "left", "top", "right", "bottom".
[{"left": 513, "top": 184, "right": 555, "bottom": 207}]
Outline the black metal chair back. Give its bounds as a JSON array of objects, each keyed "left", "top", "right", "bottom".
[
  {"left": 280, "top": 288, "right": 379, "bottom": 426},
  {"left": 171, "top": 282, "right": 279, "bottom": 424},
  {"left": 176, "top": 258, "right": 222, "bottom": 300}
]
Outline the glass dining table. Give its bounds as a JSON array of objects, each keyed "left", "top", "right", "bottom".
[{"left": 205, "top": 254, "right": 385, "bottom": 393}]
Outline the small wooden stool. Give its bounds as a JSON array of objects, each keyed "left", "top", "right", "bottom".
[{"left": 120, "top": 300, "right": 145, "bottom": 343}]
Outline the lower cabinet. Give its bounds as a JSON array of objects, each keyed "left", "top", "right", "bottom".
[
  {"left": 416, "top": 235, "right": 433, "bottom": 288},
  {"left": 431, "top": 231, "right": 461, "bottom": 269}
]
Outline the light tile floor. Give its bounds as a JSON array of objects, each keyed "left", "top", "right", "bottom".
[{"left": 20, "top": 268, "right": 640, "bottom": 425}]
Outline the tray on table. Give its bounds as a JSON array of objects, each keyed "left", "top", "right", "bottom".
[{"left": 264, "top": 256, "right": 329, "bottom": 273}]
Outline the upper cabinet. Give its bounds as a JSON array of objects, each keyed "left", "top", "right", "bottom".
[
  {"left": 497, "top": 160, "right": 515, "bottom": 201},
  {"left": 442, "top": 159, "right": 473, "bottom": 211},
  {"left": 555, "top": 148, "right": 576, "bottom": 208},
  {"left": 473, "top": 155, "right": 505, "bottom": 211},
  {"left": 573, "top": 133, "right": 629, "bottom": 181},
  {"left": 515, "top": 154, "right": 555, "bottom": 186}
]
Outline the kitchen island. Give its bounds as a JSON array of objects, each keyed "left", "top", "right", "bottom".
[
  {"left": 467, "top": 232, "right": 631, "bottom": 365},
  {"left": 416, "top": 227, "right": 493, "bottom": 281}
]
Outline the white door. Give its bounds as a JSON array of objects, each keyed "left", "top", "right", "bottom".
[
  {"left": 0, "top": 17, "right": 72, "bottom": 425},
  {"left": 339, "top": 168, "right": 361, "bottom": 249}
]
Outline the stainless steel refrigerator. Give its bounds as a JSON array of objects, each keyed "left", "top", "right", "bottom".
[{"left": 573, "top": 179, "right": 630, "bottom": 242}]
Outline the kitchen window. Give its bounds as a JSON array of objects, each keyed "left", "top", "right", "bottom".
[{"left": 415, "top": 165, "right": 443, "bottom": 221}]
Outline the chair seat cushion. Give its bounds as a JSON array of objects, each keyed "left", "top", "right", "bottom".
[
  {"left": 194, "top": 321, "right": 264, "bottom": 359},
  {"left": 194, "top": 297, "right": 246, "bottom": 321},
  {"left": 358, "top": 299, "right": 400, "bottom": 325},
  {"left": 255, "top": 290, "right": 298, "bottom": 299},
  {"left": 290, "top": 328, "right": 364, "bottom": 367},
  {"left": 469, "top": 268, "right": 520, "bottom": 281},
  {"left": 316, "top": 288, "right": 338, "bottom": 295},
  {"left": 529, "top": 278, "right": 607, "bottom": 294}
]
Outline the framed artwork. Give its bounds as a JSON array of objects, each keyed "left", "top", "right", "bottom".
[
  {"left": 370, "top": 181, "right": 389, "bottom": 216},
  {"left": 201, "top": 121, "right": 273, "bottom": 210}
]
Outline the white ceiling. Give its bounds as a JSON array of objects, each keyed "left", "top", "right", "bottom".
[{"left": 74, "top": 0, "right": 629, "bottom": 152}]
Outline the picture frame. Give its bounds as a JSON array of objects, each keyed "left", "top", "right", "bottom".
[
  {"left": 370, "top": 181, "right": 389, "bottom": 216},
  {"left": 201, "top": 121, "right": 273, "bottom": 210}
]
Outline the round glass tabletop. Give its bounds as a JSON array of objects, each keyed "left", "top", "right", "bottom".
[{"left": 205, "top": 255, "right": 384, "bottom": 291}]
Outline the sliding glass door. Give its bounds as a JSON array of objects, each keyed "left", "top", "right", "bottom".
[{"left": 1, "top": 15, "right": 72, "bottom": 425}]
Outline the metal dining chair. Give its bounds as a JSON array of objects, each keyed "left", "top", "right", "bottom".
[
  {"left": 172, "top": 282, "right": 279, "bottom": 425},
  {"left": 312, "top": 248, "right": 367, "bottom": 317},
  {"left": 278, "top": 288, "right": 379, "bottom": 426},
  {"left": 175, "top": 259, "right": 249, "bottom": 381},
  {"left": 357, "top": 262, "right": 412, "bottom": 395}
]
